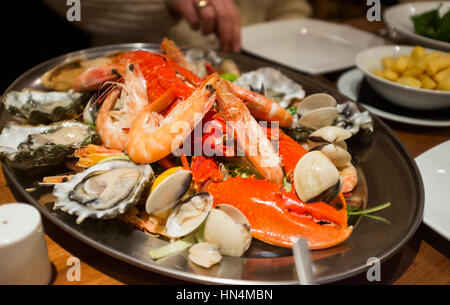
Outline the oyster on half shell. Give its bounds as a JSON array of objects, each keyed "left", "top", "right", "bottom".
[
  {"left": 235, "top": 67, "right": 305, "bottom": 108},
  {"left": 53, "top": 160, "right": 152, "bottom": 224},
  {"left": 3, "top": 90, "right": 90, "bottom": 124},
  {"left": 0, "top": 121, "right": 97, "bottom": 169}
]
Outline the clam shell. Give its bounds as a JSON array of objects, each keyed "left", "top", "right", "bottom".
[
  {"left": 204, "top": 204, "right": 251, "bottom": 257},
  {"left": 53, "top": 160, "right": 152, "bottom": 224},
  {"left": 336, "top": 101, "right": 374, "bottom": 135},
  {"left": 145, "top": 169, "right": 192, "bottom": 215},
  {"left": 166, "top": 193, "right": 213, "bottom": 238},
  {"left": 235, "top": 67, "right": 305, "bottom": 108},
  {"left": 297, "top": 107, "right": 339, "bottom": 130},
  {"left": 293, "top": 151, "right": 341, "bottom": 203},
  {"left": 296, "top": 93, "right": 337, "bottom": 116},
  {"left": 308, "top": 126, "right": 352, "bottom": 148},
  {"left": 311, "top": 144, "right": 352, "bottom": 168}
]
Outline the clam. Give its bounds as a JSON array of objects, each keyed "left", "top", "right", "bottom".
[
  {"left": 295, "top": 94, "right": 340, "bottom": 130},
  {"left": 188, "top": 242, "right": 222, "bottom": 268},
  {"left": 165, "top": 193, "right": 213, "bottom": 238},
  {"left": 0, "top": 121, "right": 97, "bottom": 169},
  {"left": 297, "top": 107, "right": 339, "bottom": 130},
  {"left": 307, "top": 126, "right": 352, "bottom": 149},
  {"left": 336, "top": 101, "right": 374, "bottom": 135},
  {"left": 53, "top": 160, "right": 152, "bottom": 223},
  {"left": 204, "top": 204, "right": 251, "bottom": 257},
  {"left": 145, "top": 169, "right": 192, "bottom": 215},
  {"left": 3, "top": 90, "right": 90, "bottom": 124},
  {"left": 296, "top": 93, "right": 337, "bottom": 116},
  {"left": 293, "top": 151, "right": 342, "bottom": 203},
  {"left": 310, "top": 144, "right": 352, "bottom": 168}
]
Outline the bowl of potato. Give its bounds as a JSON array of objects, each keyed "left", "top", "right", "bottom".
[{"left": 355, "top": 45, "right": 450, "bottom": 110}]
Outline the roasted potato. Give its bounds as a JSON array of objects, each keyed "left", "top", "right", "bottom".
[{"left": 372, "top": 46, "right": 450, "bottom": 91}]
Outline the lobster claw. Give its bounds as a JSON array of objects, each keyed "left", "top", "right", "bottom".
[
  {"left": 206, "top": 177, "right": 352, "bottom": 250},
  {"left": 191, "top": 156, "right": 224, "bottom": 192}
]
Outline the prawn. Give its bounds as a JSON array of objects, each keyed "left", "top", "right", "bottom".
[
  {"left": 229, "top": 82, "right": 293, "bottom": 128},
  {"left": 95, "top": 62, "right": 150, "bottom": 150},
  {"left": 125, "top": 74, "right": 219, "bottom": 163},
  {"left": 160, "top": 39, "right": 294, "bottom": 128},
  {"left": 340, "top": 163, "right": 358, "bottom": 193},
  {"left": 215, "top": 79, "right": 284, "bottom": 184}
]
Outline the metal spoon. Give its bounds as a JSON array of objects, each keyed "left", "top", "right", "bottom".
[{"left": 293, "top": 238, "right": 316, "bottom": 285}]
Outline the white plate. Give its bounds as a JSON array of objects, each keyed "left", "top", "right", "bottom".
[
  {"left": 242, "top": 18, "right": 386, "bottom": 75},
  {"left": 385, "top": 2, "right": 450, "bottom": 51},
  {"left": 415, "top": 141, "right": 450, "bottom": 240},
  {"left": 337, "top": 69, "right": 450, "bottom": 127}
]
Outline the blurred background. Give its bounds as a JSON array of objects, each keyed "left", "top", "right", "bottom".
[{"left": 0, "top": 0, "right": 418, "bottom": 92}]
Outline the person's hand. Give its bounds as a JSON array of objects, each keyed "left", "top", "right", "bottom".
[{"left": 166, "top": 0, "right": 241, "bottom": 52}]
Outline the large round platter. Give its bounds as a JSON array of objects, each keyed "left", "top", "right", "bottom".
[{"left": 0, "top": 43, "right": 424, "bottom": 284}]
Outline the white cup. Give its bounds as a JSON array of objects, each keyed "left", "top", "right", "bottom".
[{"left": 0, "top": 203, "right": 52, "bottom": 285}]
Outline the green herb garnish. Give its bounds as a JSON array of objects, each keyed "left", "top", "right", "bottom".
[
  {"left": 411, "top": 5, "right": 450, "bottom": 43},
  {"left": 282, "top": 176, "right": 292, "bottom": 192},
  {"left": 224, "top": 162, "right": 257, "bottom": 178},
  {"left": 149, "top": 235, "right": 196, "bottom": 260},
  {"left": 287, "top": 105, "right": 298, "bottom": 116},
  {"left": 220, "top": 73, "right": 239, "bottom": 82},
  {"left": 347, "top": 202, "right": 391, "bottom": 225}
]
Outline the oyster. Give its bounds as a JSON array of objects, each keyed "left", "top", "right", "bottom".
[
  {"left": 235, "top": 67, "right": 305, "bottom": 108},
  {"left": 0, "top": 121, "right": 97, "bottom": 169},
  {"left": 53, "top": 160, "right": 152, "bottom": 223},
  {"left": 185, "top": 48, "right": 224, "bottom": 78},
  {"left": 3, "top": 90, "right": 89, "bottom": 124},
  {"left": 40, "top": 53, "right": 123, "bottom": 91}
]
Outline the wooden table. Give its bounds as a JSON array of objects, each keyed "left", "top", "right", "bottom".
[{"left": 1, "top": 17, "right": 449, "bottom": 285}]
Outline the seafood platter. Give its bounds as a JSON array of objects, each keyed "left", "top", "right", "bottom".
[{"left": 0, "top": 40, "right": 424, "bottom": 284}]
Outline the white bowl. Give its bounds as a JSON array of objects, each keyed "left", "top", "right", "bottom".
[
  {"left": 355, "top": 45, "right": 450, "bottom": 110},
  {"left": 384, "top": 2, "right": 450, "bottom": 52}
]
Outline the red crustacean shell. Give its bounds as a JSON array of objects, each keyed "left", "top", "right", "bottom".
[
  {"left": 116, "top": 50, "right": 201, "bottom": 103},
  {"left": 206, "top": 177, "right": 353, "bottom": 250}
]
